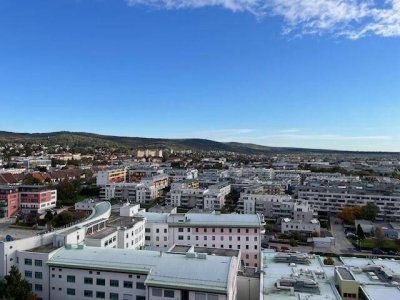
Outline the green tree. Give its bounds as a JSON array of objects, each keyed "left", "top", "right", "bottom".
[
  {"left": 56, "top": 179, "right": 81, "bottom": 205},
  {"left": 44, "top": 211, "right": 54, "bottom": 223},
  {"left": 357, "top": 224, "right": 366, "bottom": 240},
  {"left": 0, "top": 265, "right": 37, "bottom": 300},
  {"left": 323, "top": 257, "right": 334, "bottom": 265},
  {"left": 52, "top": 211, "right": 73, "bottom": 227},
  {"left": 362, "top": 203, "right": 380, "bottom": 221}
]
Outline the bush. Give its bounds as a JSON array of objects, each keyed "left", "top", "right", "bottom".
[{"left": 324, "top": 257, "right": 334, "bottom": 265}]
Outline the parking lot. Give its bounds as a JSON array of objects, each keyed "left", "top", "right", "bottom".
[{"left": 0, "top": 217, "right": 43, "bottom": 240}]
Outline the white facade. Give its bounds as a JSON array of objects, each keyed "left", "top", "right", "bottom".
[{"left": 138, "top": 212, "right": 264, "bottom": 268}]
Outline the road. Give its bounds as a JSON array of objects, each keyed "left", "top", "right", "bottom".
[{"left": 330, "top": 216, "right": 356, "bottom": 254}]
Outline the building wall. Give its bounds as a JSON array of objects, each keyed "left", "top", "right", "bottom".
[{"left": 49, "top": 267, "right": 147, "bottom": 300}]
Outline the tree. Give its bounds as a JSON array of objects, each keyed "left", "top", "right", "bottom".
[
  {"left": 338, "top": 207, "right": 356, "bottom": 224},
  {"left": 375, "top": 226, "right": 385, "bottom": 248},
  {"left": 362, "top": 203, "right": 380, "bottom": 221},
  {"left": 0, "top": 265, "right": 37, "bottom": 300},
  {"left": 323, "top": 257, "right": 334, "bottom": 265},
  {"left": 56, "top": 179, "right": 81, "bottom": 205},
  {"left": 52, "top": 211, "right": 73, "bottom": 227},
  {"left": 44, "top": 210, "right": 54, "bottom": 223},
  {"left": 357, "top": 224, "right": 365, "bottom": 240}
]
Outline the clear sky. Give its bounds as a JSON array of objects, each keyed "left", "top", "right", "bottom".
[{"left": 0, "top": 0, "right": 399, "bottom": 151}]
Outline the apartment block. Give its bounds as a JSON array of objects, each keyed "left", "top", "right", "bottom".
[
  {"left": 298, "top": 182, "right": 400, "bottom": 221},
  {"left": 138, "top": 211, "right": 265, "bottom": 268},
  {"left": 0, "top": 185, "right": 57, "bottom": 216},
  {"left": 96, "top": 168, "right": 127, "bottom": 185}
]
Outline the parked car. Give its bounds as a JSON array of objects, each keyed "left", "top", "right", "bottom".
[
  {"left": 372, "top": 248, "right": 385, "bottom": 255},
  {"left": 281, "top": 246, "right": 290, "bottom": 251},
  {"left": 269, "top": 245, "right": 278, "bottom": 250},
  {"left": 261, "top": 242, "right": 269, "bottom": 248},
  {"left": 346, "top": 233, "right": 357, "bottom": 239}
]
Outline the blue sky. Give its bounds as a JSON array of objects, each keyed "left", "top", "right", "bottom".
[{"left": 0, "top": 0, "right": 399, "bottom": 151}]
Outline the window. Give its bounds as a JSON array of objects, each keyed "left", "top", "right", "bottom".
[
  {"left": 67, "top": 275, "right": 75, "bottom": 283},
  {"left": 84, "top": 290, "right": 93, "bottom": 297},
  {"left": 208, "top": 294, "right": 218, "bottom": 300},
  {"left": 178, "top": 235, "right": 184, "bottom": 240},
  {"left": 110, "top": 279, "right": 119, "bottom": 287},
  {"left": 84, "top": 277, "right": 93, "bottom": 284},
  {"left": 67, "top": 288, "right": 75, "bottom": 296},
  {"left": 136, "top": 297, "right": 145, "bottom": 300},
  {"left": 96, "top": 291, "right": 105, "bottom": 299},
  {"left": 178, "top": 228, "right": 184, "bottom": 232},
  {"left": 35, "top": 272, "right": 43, "bottom": 279},
  {"left": 136, "top": 282, "right": 145, "bottom": 289},
  {"left": 35, "top": 284, "right": 43, "bottom": 292},
  {"left": 246, "top": 229, "right": 249, "bottom": 233},
  {"left": 123, "top": 281, "right": 133, "bottom": 288},
  {"left": 195, "top": 293, "right": 206, "bottom": 300},
  {"left": 110, "top": 293, "right": 119, "bottom": 300},
  {"left": 34, "top": 259, "right": 42, "bottom": 267},
  {"left": 164, "top": 290, "right": 175, "bottom": 298},
  {"left": 24, "top": 258, "right": 32, "bottom": 265},
  {"left": 152, "top": 288, "right": 162, "bottom": 297},
  {"left": 25, "top": 271, "right": 32, "bottom": 278},
  {"left": 96, "top": 278, "right": 106, "bottom": 286}
]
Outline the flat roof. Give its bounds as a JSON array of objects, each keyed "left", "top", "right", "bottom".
[
  {"left": 170, "top": 213, "right": 263, "bottom": 227},
  {"left": 86, "top": 227, "right": 117, "bottom": 239},
  {"left": 261, "top": 250, "right": 341, "bottom": 300},
  {"left": 336, "top": 267, "right": 355, "bottom": 281},
  {"left": 25, "top": 244, "right": 60, "bottom": 253},
  {"left": 362, "top": 285, "right": 400, "bottom": 300},
  {"left": 137, "top": 212, "right": 170, "bottom": 223},
  {"left": 108, "top": 215, "right": 143, "bottom": 228},
  {"left": 48, "top": 246, "right": 234, "bottom": 293}
]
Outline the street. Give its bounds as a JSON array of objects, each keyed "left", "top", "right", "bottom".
[{"left": 330, "top": 216, "right": 356, "bottom": 254}]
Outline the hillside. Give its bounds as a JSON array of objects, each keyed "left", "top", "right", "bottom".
[{"left": 0, "top": 131, "right": 397, "bottom": 155}]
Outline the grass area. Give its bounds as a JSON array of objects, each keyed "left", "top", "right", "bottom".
[{"left": 353, "top": 238, "right": 400, "bottom": 251}]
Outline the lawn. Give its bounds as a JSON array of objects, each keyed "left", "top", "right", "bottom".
[{"left": 353, "top": 238, "right": 400, "bottom": 251}]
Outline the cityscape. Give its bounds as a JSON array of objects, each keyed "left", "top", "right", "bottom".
[{"left": 1, "top": 1, "right": 400, "bottom": 300}]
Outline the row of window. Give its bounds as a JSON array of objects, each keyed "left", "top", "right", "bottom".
[
  {"left": 24, "top": 259, "right": 43, "bottom": 266},
  {"left": 178, "top": 227, "right": 258, "bottom": 233},
  {"left": 177, "top": 235, "right": 257, "bottom": 242},
  {"left": 58, "top": 288, "right": 141, "bottom": 300},
  {"left": 25, "top": 271, "right": 42, "bottom": 279},
  {"left": 80, "top": 277, "right": 145, "bottom": 289}
]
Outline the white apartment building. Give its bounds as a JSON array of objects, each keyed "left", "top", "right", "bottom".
[
  {"left": 281, "top": 218, "right": 320, "bottom": 235},
  {"left": 100, "top": 183, "right": 157, "bottom": 203},
  {"left": 138, "top": 211, "right": 265, "bottom": 268},
  {"left": 164, "top": 168, "right": 198, "bottom": 182},
  {"left": 237, "top": 193, "right": 292, "bottom": 217},
  {"left": 298, "top": 183, "right": 400, "bottom": 221},
  {"left": 96, "top": 168, "right": 127, "bottom": 185},
  {"left": 168, "top": 182, "right": 230, "bottom": 210},
  {"left": 16, "top": 244, "right": 239, "bottom": 300}
]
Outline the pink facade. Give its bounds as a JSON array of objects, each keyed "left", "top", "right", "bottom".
[{"left": 0, "top": 192, "right": 19, "bottom": 217}]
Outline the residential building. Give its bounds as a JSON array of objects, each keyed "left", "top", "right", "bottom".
[
  {"left": 138, "top": 211, "right": 264, "bottom": 268},
  {"left": 96, "top": 168, "right": 127, "bottom": 185}
]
